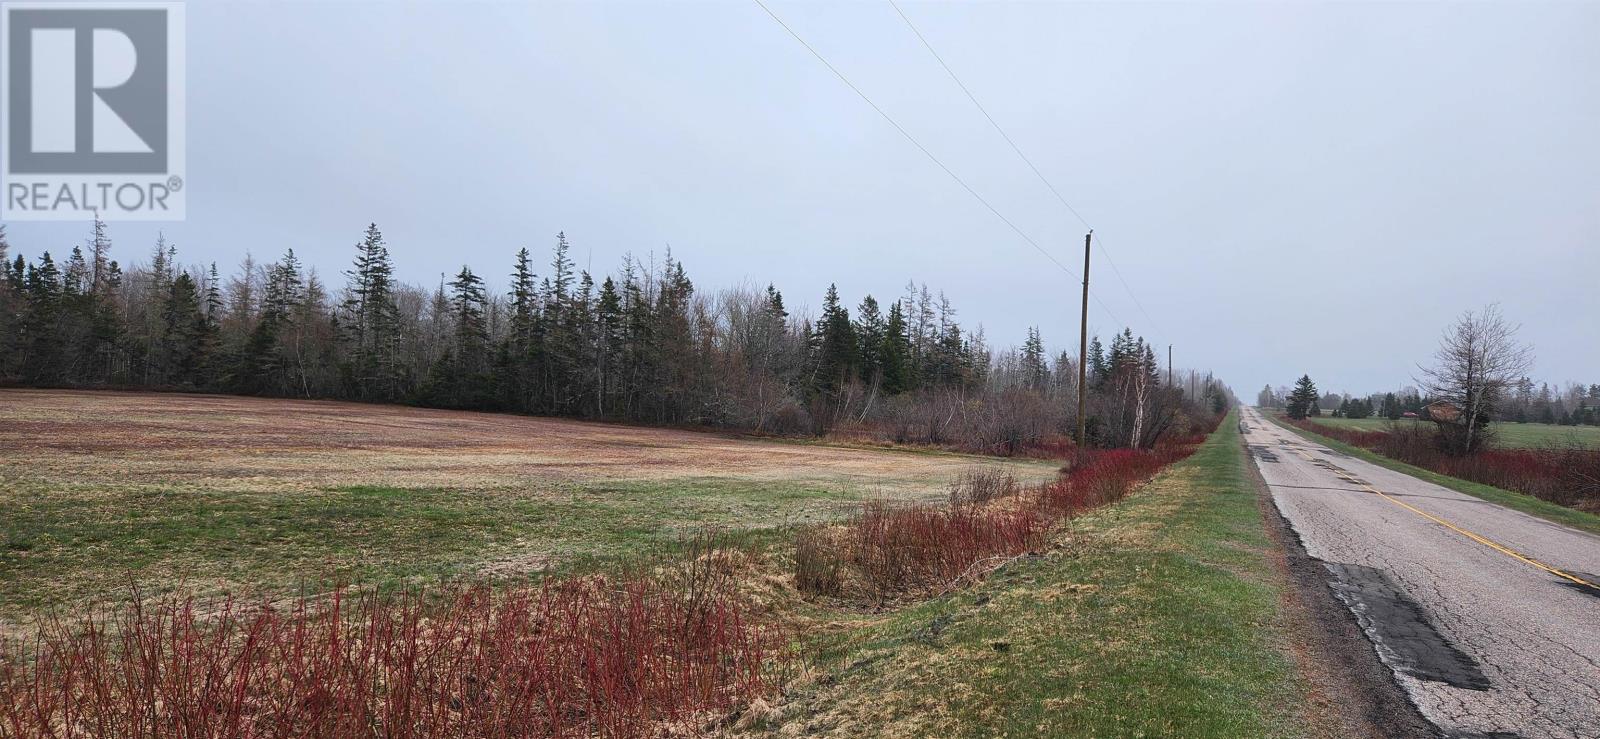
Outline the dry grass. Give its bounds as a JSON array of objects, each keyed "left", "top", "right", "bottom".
[
  {"left": 0, "top": 389, "right": 1049, "bottom": 494},
  {"left": 0, "top": 389, "right": 1056, "bottom": 621}
]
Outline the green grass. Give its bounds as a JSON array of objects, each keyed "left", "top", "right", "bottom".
[
  {"left": 1307, "top": 416, "right": 1600, "bottom": 450},
  {"left": 767, "top": 415, "right": 1309, "bottom": 737},
  {"left": 1269, "top": 416, "right": 1600, "bottom": 537},
  {"left": 0, "top": 476, "right": 878, "bottom": 616}
]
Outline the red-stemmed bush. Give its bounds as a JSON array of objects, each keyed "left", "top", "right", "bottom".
[
  {"left": 0, "top": 563, "right": 783, "bottom": 738},
  {"left": 797, "top": 415, "right": 1218, "bottom": 600}
]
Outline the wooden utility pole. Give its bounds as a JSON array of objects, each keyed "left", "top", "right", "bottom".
[
  {"left": 1167, "top": 345, "right": 1173, "bottom": 388},
  {"left": 1077, "top": 231, "right": 1092, "bottom": 447}
]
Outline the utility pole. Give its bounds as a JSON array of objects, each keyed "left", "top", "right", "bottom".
[
  {"left": 1077, "top": 231, "right": 1092, "bottom": 448},
  {"left": 1167, "top": 345, "right": 1172, "bottom": 388}
]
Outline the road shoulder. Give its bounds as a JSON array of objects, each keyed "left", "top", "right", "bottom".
[{"left": 1242, "top": 425, "right": 1437, "bottom": 738}]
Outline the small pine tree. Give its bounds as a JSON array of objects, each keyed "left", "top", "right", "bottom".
[
  {"left": 880, "top": 300, "right": 910, "bottom": 395},
  {"left": 813, "top": 284, "right": 857, "bottom": 392},
  {"left": 1286, "top": 374, "right": 1319, "bottom": 419},
  {"left": 1087, "top": 336, "right": 1107, "bottom": 386},
  {"left": 853, "top": 295, "right": 885, "bottom": 386},
  {"left": 1020, "top": 327, "right": 1047, "bottom": 390},
  {"left": 342, "top": 224, "right": 401, "bottom": 399}
]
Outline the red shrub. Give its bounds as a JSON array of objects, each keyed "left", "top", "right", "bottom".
[
  {"left": 1294, "top": 419, "right": 1600, "bottom": 512},
  {"left": 844, "top": 502, "right": 1047, "bottom": 595},
  {"left": 797, "top": 427, "right": 1214, "bottom": 600},
  {"left": 0, "top": 573, "right": 782, "bottom": 738},
  {"left": 1040, "top": 441, "right": 1202, "bottom": 515}
]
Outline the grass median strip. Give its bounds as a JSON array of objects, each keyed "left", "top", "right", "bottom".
[{"left": 754, "top": 415, "right": 1309, "bottom": 737}]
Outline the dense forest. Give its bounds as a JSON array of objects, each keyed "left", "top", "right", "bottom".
[{"left": 0, "top": 221, "right": 1228, "bottom": 453}]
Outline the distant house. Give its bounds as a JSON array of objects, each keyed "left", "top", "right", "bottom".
[{"left": 1423, "top": 401, "right": 1462, "bottom": 424}]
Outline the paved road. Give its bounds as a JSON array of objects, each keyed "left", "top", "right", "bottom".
[{"left": 1239, "top": 407, "right": 1600, "bottom": 738}]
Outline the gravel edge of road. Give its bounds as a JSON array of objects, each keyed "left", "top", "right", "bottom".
[{"left": 1241, "top": 431, "right": 1440, "bottom": 739}]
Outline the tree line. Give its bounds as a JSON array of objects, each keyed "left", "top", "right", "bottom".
[
  {"left": 0, "top": 221, "right": 1228, "bottom": 452},
  {"left": 1265, "top": 306, "right": 1600, "bottom": 457},
  {"left": 1262, "top": 378, "right": 1434, "bottom": 421}
]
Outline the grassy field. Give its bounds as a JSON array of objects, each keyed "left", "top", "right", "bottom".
[
  {"left": 1308, "top": 415, "right": 1600, "bottom": 449},
  {"left": 6, "top": 392, "right": 1328, "bottom": 735},
  {"left": 756, "top": 414, "right": 1311, "bottom": 737},
  {"left": 0, "top": 389, "right": 1059, "bottom": 619}
]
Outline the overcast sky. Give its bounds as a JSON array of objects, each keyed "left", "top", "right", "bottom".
[{"left": 8, "top": 0, "right": 1597, "bottom": 397}]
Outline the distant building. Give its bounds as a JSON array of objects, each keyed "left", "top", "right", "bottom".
[
  {"left": 1401, "top": 411, "right": 1419, "bottom": 419},
  {"left": 1423, "top": 401, "right": 1462, "bottom": 424}
]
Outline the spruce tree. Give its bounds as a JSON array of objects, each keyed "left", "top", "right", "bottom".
[
  {"left": 1088, "top": 336, "right": 1107, "bottom": 386},
  {"left": 880, "top": 300, "right": 910, "bottom": 395},
  {"left": 594, "top": 276, "right": 623, "bottom": 414},
  {"left": 342, "top": 224, "right": 401, "bottom": 399},
  {"left": 854, "top": 295, "right": 885, "bottom": 386},
  {"left": 758, "top": 284, "right": 788, "bottom": 378},
  {"left": 1021, "top": 326, "right": 1047, "bottom": 390},
  {"left": 508, "top": 248, "right": 537, "bottom": 351},
  {"left": 22, "top": 253, "right": 64, "bottom": 383},
  {"left": 1286, "top": 375, "right": 1319, "bottom": 419},
  {"left": 441, "top": 264, "right": 489, "bottom": 407},
  {"left": 163, "top": 273, "right": 208, "bottom": 386},
  {"left": 450, "top": 265, "right": 488, "bottom": 364},
  {"left": 813, "top": 284, "right": 858, "bottom": 392}
]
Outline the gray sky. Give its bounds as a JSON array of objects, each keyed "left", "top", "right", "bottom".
[{"left": 9, "top": 0, "right": 1598, "bottom": 397}]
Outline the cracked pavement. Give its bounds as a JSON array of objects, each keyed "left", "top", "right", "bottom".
[{"left": 1239, "top": 407, "right": 1600, "bottom": 738}]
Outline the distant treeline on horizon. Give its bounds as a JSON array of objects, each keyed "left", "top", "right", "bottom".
[{"left": 0, "top": 220, "right": 1230, "bottom": 452}]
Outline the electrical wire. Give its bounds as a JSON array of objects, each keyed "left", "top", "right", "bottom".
[
  {"left": 751, "top": 0, "right": 1128, "bottom": 329},
  {"left": 886, "top": 0, "right": 1163, "bottom": 339}
]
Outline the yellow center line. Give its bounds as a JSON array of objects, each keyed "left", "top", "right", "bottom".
[{"left": 1277, "top": 443, "right": 1599, "bottom": 591}]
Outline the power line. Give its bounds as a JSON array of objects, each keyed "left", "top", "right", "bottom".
[
  {"left": 751, "top": 0, "right": 1126, "bottom": 327},
  {"left": 886, "top": 0, "right": 1163, "bottom": 338}
]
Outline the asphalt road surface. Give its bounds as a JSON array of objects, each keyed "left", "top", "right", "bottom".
[{"left": 1239, "top": 407, "right": 1600, "bottom": 738}]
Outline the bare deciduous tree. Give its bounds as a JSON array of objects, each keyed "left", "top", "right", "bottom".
[{"left": 1417, "top": 304, "right": 1533, "bottom": 456}]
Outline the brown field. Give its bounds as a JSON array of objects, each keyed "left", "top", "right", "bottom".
[{"left": 0, "top": 389, "right": 1056, "bottom": 619}]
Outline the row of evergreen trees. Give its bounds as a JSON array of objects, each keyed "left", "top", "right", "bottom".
[
  {"left": 1333, "top": 396, "right": 1375, "bottom": 419},
  {"left": 0, "top": 221, "right": 1224, "bottom": 449}
]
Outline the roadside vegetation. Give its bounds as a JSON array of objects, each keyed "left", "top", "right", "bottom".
[
  {"left": 749, "top": 413, "right": 1307, "bottom": 736},
  {"left": 790, "top": 440, "right": 1205, "bottom": 604},
  {"left": 1, "top": 536, "right": 783, "bottom": 738}
]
